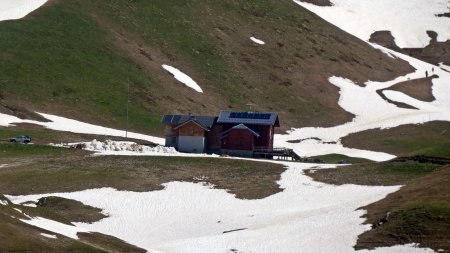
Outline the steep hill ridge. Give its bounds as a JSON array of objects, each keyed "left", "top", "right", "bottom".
[{"left": 0, "top": 0, "right": 412, "bottom": 134}]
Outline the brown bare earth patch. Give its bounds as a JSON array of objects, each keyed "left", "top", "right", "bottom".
[
  {"left": 375, "top": 74, "right": 437, "bottom": 109},
  {"left": 297, "top": 0, "right": 333, "bottom": 7},
  {"left": 381, "top": 76, "right": 436, "bottom": 102},
  {"left": 370, "top": 30, "right": 450, "bottom": 66},
  {"left": 0, "top": 101, "right": 49, "bottom": 122}
]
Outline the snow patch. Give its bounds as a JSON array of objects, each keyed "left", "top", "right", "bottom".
[
  {"left": 0, "top": 0, "right": 48, "bottom": 22},
  {"left": 0, "top": 164, "right": 8, "bottom": 169},
  {"left": 54, "top": 139, "right": 177, "bottom": 153},
  {"left": 21, "top": 203, "right": 37, "bottom": 208},
  {"left": 0, "top": 200, "right": 8, "bottom": 206},
  {"left": 7, "top": 163, "right": 433, "bottom": 253},
  {"left": 21, "top": 216, "right": 89, "bottom": 239},
  {"left": 293, "top": 0, "right": 450, "bottom": 48},
  {"left": 53, "top": 139, "right": 221, "bottom": 158},
  {"left": 162, "top": 64, "right": 203, "bottom": 93},
  {"left": 275, "top": 45, "right": 450, "bottom": 161},
  {"left": 0, "top": 112, "right": 164, "bottom": 145},
  {"left": 40, "top": 233, "right": 57, "bottom": 239},
  {"left": 250, "top": 36, "right": 265, "bottom": 45}
]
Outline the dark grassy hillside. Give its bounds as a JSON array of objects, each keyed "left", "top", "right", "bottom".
[{"left": 0, "top": 0, "right": 412, "bottom": 135}]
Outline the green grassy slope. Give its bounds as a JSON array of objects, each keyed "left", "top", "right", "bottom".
[
  {"left": 0, "top": 1, "right": 162, "bottom": 132},
  {"left": 0, "top": 0, "right": 412, "bottom": 135},
  {"left": 0, "top": 145, "right": 285, "bottom": 199},
  {"left": 0, "top": 194, "right": 146, "bottom": 252},
  {"left": 304, "top": 160, "right": 450, "bottom": 251},
  {"left": 357, "top": 167, "right": 450, "bottom": 252},
  {"left": 342, "top": 121, "right": 450, "bottom": 158},
  {"left": 0, "top": 195, "right": 107, "bottom": 252}
]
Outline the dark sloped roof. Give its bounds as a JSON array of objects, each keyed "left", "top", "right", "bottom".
[
  {"left": 173, "top": 119, "right": 211, "bottom": 131},
  {"left": 222, "top": 124, "right": 260, "bottom": 138},
  {"left": 217, "top": 111, "right": 279, "bottom": 126},
  {"left": 161, "top": 115, "right": 217, "bottom": 129}
]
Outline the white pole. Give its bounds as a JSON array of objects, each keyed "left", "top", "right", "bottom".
[{"left": 126, "top": 80, "right": 129, "bottom": 138}]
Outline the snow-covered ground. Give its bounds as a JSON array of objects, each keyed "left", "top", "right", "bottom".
[
  {"left": 0, "top": 112, "right": 164, "bottom": 145},
  {"left": 294, "top": 0, "right": 450, "bottom": 48},
  {"left": 7, "top": 162, "right": 434, "bottom": 253},
  {"left": 162, "top": 64, "right": 203, "bottom": 93},
  {"left": 0, "top": 0, "right": 47, "bottom": 22},
  {"left": 21, "top": 216, "right": 89, "bottom": 239},
  {"left": 275, "top": 45, "right": 450, "bottom": 161},
  {"left": 273, "top": 1, "right": 450, "bottom": 161}
]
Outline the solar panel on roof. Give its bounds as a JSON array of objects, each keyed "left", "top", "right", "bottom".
[{"left": 228, "top": 112, "right": 272, "bottom": 120}]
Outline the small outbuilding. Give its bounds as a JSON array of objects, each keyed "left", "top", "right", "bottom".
[{"left": 161, "top": 114, "right": 218, "bottom": 153}]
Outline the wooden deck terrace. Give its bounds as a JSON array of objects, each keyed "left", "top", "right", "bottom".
[{"left": 253, "top": 147, "right": 302, "bottom": 161}]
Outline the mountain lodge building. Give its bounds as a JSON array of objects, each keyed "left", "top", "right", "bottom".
[{"left": 161, "top": 111, "right": 280, "bottom": 157}]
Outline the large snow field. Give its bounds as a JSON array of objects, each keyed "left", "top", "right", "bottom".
[
  {"left": 275, "top": 44, "right": 450, "bottom": 161},
  {"left": 0, "top": 112, "right": 164, "bottom": 145},
  {"left": 8, "top": 162, "right": 434, "bottom": 253},
  {"left": 0, "top": 0, "right": 47, "bottom": 22},
  {"left": 294, "top": 0, "right": 450, "bottom": 48}
]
